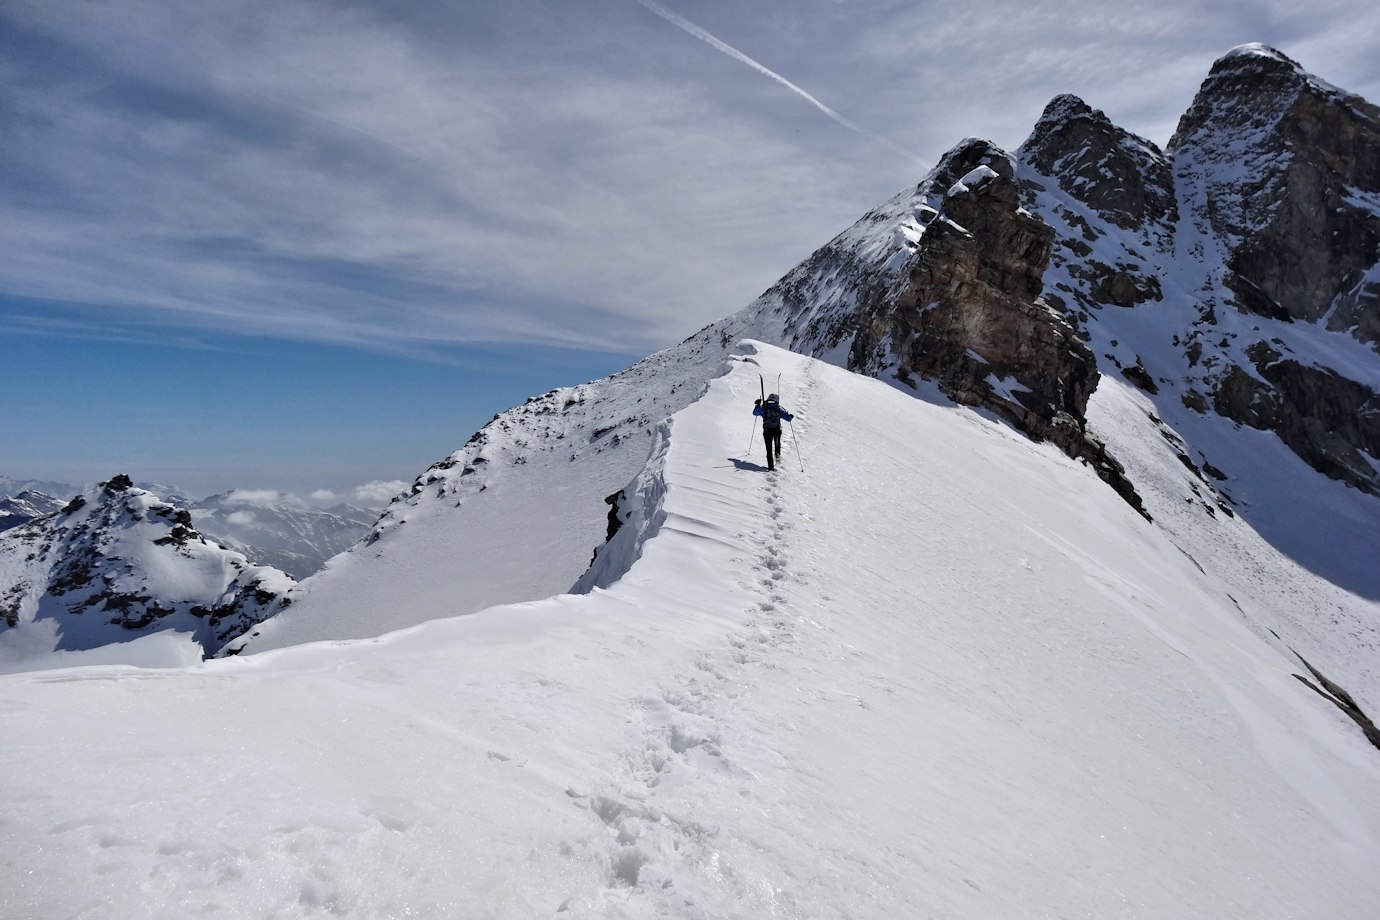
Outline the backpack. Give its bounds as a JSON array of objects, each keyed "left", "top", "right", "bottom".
[{"left": 762, "top": 398, "right": 782, "bottom": 428}]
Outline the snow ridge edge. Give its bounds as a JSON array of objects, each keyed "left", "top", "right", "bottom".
[{"left": 571, "top": 420, "right": 673, "bottom": 594}]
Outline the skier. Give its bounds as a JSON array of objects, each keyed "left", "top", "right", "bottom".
[{"left": 753, "top": 393, "right": 794, "bottom": 471}]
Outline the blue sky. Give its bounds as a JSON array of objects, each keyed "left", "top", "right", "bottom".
[{"left": 4, "top": 0, "right": 1379, "bottom": 498}]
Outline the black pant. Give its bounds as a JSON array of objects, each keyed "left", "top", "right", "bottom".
[{"left": 762, "top": 426, "right": 782, "bottom": 469}]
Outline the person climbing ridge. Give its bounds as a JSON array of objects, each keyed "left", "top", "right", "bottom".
[{"left": 753, "top": 393, "right": 794, "bottom": 472}]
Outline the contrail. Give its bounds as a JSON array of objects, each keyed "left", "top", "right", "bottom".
[{"left": 635, "top": 0, "right": 923, "bottom": 166}]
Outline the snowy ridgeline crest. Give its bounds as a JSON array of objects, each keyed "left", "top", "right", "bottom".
[
  {"left": 5, "top": 346, "right": 1380, "bottom": 918},
  {"left": 232, "top": 43, "right": 1380, "bottom": 656},
  {"left": 0, "top": 475, "right": 294, "bottom": 661}
]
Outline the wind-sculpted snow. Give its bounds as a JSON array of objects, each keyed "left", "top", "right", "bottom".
[
  {"left": 571, "top": 421, "right": 672, "bottom": 594},
  {"left": 228, "top": 330, "right": 753, "bottom": 653},
  {"left": 4, "top": 345, "right": 1379, "bottom": 918}
]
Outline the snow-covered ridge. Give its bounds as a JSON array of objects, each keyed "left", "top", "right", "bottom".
[
  {"left": 227, "top": 333, "right": 749, "bottom": 653},
  {"left": 4, "top": 345, "right": 1378, "bottom": 917},
  {"left": 233, "top": 138, "right": 1026, "bottom": 654}
]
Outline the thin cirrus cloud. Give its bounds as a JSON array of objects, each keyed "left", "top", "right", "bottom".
[
  {"left": 632, "top": 0, "right": 925, "bottom": 168},
  {"left": 4, "top": 0, "right": 1379, "bottom": 359},
  {"left": 3, "top": 0, "right": 874, "bottom": 358}
]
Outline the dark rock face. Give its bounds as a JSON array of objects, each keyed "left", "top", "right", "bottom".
[
  {"left": 847, "top": 141, "right": 1147, "bottom": 516},
  {"left": 1170, "top": 46, "right": 1380, "bottom": 335},
  {"left": 1013, "top": 45, "right": 1380, "bottom": 499},
  {"left": 858, "top": 146, "right": 1077, "bottom": 418},
  {"left": 1214, "top": 345, "right": 1380, "bottom": 495},
  {"left": 1022, "top": 94, "right": 1178, "bottom": 246}
]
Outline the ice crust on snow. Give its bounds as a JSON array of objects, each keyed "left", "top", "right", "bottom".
[{"left": 3, "top": 344, "right": 1378, "bottom": 918}]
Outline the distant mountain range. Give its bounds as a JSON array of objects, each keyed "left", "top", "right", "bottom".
[
  {"left": 187, "top": 491, "right": 375, "bottom": 579},
  {"left": 0, "top": 490, "right": 66, "bottom": 532}
]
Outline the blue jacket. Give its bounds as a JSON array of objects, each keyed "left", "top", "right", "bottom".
[{"left": 753, "top": 401, "right": 794, "bottom": 428}]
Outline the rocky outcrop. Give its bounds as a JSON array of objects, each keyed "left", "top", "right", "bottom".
[
  {"left": 1170, "top": 45, "right": 1380, "bottom": 336},
  {"left": 848, "top": 141, "right": 1147, "bottom": 516}
]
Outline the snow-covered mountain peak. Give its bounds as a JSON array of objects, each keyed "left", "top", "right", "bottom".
[
  {"left": 1215, "top": 42, "right": 1304, "bottom": 71},
  {"left": 1195, "top": 42, "right": 1359, "bottom": 110},
  {"left": 0, "top": 476, "right": 294, "bottom": 666},
  {"left": 1019, "top": 93, "right": 1175, "bottom": 245}
]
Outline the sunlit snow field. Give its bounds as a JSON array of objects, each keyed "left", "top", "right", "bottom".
[{"left": 3, "top": 345, "right": 1378, "bottom": 918}]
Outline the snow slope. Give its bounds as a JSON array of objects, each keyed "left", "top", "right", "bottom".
[{"left": 4, "top": 344, "right": 1377, "bottom": 919}]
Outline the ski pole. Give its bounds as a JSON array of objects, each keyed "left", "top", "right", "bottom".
[
  {"left": 788, "top": 419, "right": 804, "bottom": 472},
  {"left": 746, "top": 416, "right": 758, "bottom": 454}
]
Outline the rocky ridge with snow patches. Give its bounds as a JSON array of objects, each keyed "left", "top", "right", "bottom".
[{"left": 0, "top": 475, "right": 293, "bottom": 659}]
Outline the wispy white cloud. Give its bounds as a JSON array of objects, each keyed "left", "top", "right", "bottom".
[
  {"left": 3, "top": 0, "right": 1378, "bottom": 360},
  {"left": 3, "top": 0, "right": 879, "bottom": 355},
  {"left": 350, "top": 480, "right": 409, "bottom": 508}
]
